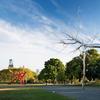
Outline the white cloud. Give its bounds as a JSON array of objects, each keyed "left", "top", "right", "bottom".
[
  {"left": 0, "top": 0, "right": 100, "bottom": 72},
  {"left": 0, "top": 19, "right": 80, "bottom": 72},
  {"left": 0, "top": 15, "right": 100, "bottom": 72}
]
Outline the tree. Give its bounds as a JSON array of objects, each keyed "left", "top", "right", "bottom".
[
  {"left": 85, "top": 49, "right": 100, "bottom": 81},
  {"left": 57, "top": 70, "right": 66, "bottom": 84},
  {"left": 65, "top": 56, "right": 82, "bottom": 83},
  {"left": 95, "top": 58, "right": 100, "bottom": 79},
  {"left": 38, "top": 68, "right": 48, "bottom": 85},
  {"left": 65, "top": 49, "right": 100, "bottom": 83},
  {"left": 38, "top": 58, "right": 65, "bottom": 84}
]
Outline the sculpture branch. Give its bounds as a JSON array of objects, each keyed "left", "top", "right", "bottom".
[{"left": 61, "top": 33, "right": 100, "bottom": 49}]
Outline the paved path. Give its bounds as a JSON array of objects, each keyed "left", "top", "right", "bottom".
[
  {"left": 43, "top": 86, "right": 100, "bottom": 100},
  {"left": 0, "top": 85, "right": 100, "bottom": 100}
]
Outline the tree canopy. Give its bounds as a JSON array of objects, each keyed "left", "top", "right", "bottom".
[
  {"left": 65, "top": 49, "right": 100, "bottom": 82},
  {"left": 38, "top": 58, "right": 65, "bottom": 83}
]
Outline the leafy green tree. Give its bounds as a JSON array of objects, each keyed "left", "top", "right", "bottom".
[
  {"left": 38, "top": 58, "right": 65, "bottom": 84},
  {"left": 57, "top": 70, "right": 66, "bottom": 84},
  {"left": 65, "top": 57, "right": 82, "bottom": 83},
  {"left": 65, "top": 49, "right": 100, "bottom": 83},
  {"left": 93, "top": 58, "right": 100, "bottom": 79},
  {"left": 0, "top": 69, "right": 11, "bottom": 82},
  {"left": 85, "top": 49, "right": 100, "bottom": 81},
  {"left": 38, "top": 68, "right": 49, "bottom": 85}
]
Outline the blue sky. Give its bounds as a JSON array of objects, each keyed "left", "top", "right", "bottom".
[{"left": 0, "top": 0, "right": 100, "bottom": 72}]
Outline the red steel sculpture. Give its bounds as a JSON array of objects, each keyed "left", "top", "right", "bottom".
[{"left": 12, "top": 71, "right": 26, "bottom": 84}]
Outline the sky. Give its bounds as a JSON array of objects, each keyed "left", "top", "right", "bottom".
[{"left": 0, "top": 0, "right": 100, "bottom": 72}]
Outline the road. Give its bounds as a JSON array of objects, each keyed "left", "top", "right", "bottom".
[{"left": 43, "top": 86, "right": 100, "bottom": 100}]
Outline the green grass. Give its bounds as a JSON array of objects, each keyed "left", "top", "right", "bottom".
[{"left": 0, "top": 88, "right": 74, "bottom": 100}]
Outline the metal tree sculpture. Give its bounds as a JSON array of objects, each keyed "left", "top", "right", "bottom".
[{"left": 60, "top": 33, "right": 100, "bottom": 89}]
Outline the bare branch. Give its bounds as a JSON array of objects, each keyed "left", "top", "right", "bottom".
[
  {"left": 59, "top": 40, "right": 78, "bottom": 45},
  {"left": 75, "top": 45, "right": 83, "bottom": 51},
  {"left": 65, "top": 33, "right": 83, "bottom": 44},
  {"left": 60, "top": 33, "right": 100, "bottom": 49},
  {"left": 86, "top": 45, "right": 100, "bottom": 48}
]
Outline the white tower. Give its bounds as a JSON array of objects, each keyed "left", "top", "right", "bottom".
[{"left": 8, "top": 59, "right": 14, "bottom": 68}]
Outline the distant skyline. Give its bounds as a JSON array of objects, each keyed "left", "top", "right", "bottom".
[{"left": 0, "top": 0, "right": 100, "bottom": 72}]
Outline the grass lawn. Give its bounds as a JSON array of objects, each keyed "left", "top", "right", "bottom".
[{"left": 0, "top": 88, "right": 74, "bottom": 100}]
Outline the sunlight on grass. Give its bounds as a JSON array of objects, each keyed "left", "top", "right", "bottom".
[{"left": 0, "top": 88, "right": 75, "bottom": 100}]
